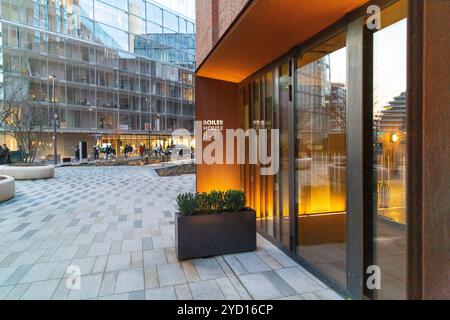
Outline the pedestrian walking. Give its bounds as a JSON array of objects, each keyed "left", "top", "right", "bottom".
[
  {"left": 3, "top": 144, "right": 11, "bottom": 164},
  {"left": 105, "top": 146, "right": 109, "bottom": 160},
  {"left": 17, "top": 145, "right": 24, "bottom": 162},
  {"left": 74, "top": 145, "right": 80, "bottom": 162},
  {"left": 124, "top": 144, "right": 129, "bottom": 159},
  {"left": 0, "top": 145, "right": 4, "bottom": 164},
  {"left": 93, "top": 145, "right": 99, "bottom": 161}
]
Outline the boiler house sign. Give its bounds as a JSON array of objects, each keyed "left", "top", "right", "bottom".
[{"left": 202, "top": 120, "right": 224, "bottom": 140}]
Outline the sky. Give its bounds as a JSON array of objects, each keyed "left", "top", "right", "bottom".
[
  {"left": 329, "top": 19, "right": 407, "bottom": 112},
  {"left": 151, "top": 0, "right": 196, "bottom": 20},
  {"left": 373, "top": 19, "right": 407, "bottom": 111}
]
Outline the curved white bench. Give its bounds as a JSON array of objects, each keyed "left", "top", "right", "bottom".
[
  {"left": 0, "top": 165, "right": 54, "bottom": 180},
  {"left": 0, "top": 175, "right": 15, "bottom": 202}
]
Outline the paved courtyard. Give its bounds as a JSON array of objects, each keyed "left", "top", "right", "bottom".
[{"left": 0, "top": 166, "right": 342, "bottom": 300}]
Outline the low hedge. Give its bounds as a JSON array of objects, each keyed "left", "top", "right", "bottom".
[{"left": 176, "top": 190, "right": 247, "bottom": 216}]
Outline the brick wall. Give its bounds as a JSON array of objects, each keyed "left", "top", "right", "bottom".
[
  {"left": 196, "top": 0, "right": 213, "bottom": 66},
  {"left": 217, "top": 0, "right": 249, "bottom": 38},
  {"left": 196, "top": 0, "right": 250, "bottom": 67}
]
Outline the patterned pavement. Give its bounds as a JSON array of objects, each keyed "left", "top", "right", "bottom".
[{"left": 0, "top": 166, "right": 342, "bottom": 300}]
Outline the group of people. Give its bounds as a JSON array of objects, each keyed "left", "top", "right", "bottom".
[
  {"left": 119, "top": 143, "right": 173, "bottom": 160},
  {"left": 0, "top": 144, "right": 11, "bottom": 164},
  {"left": 104, "top": 145, "right": 116, "bottom": 160},
  {"left": 154, "top": 144, "right": 165, "bottom": 158},
  {"left": 123, "top": 144, "right": 134, "bottom": 159},
  {"left": 70, "top": 142, "right": 186, "bottom": 162},
  {"left": 124, "top": 144, "right": 148, "bottom": 159},
  {"left": 0, "top": 144, "right": 25, "bottom": 164}
]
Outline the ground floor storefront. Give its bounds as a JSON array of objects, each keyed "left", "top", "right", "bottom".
[
  {"left": 195, "top": 0, "right": 449, "bottom": 299},
  {"left": 0, "top": 132, "right": 194, "bottom": 162}
]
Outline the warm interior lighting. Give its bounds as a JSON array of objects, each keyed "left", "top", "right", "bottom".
[{"left": 391, "top": 133, "right": 399, "bottom": 143}]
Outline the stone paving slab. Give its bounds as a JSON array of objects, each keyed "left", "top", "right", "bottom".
[{"left": 0, "top": 167, "right": 342, "bottom": 300}]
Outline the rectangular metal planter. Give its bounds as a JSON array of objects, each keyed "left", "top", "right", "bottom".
[{"left": 176, "top": 209, "right": 256, "bottom": 260}]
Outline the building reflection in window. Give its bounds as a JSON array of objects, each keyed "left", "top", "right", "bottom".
[
  {"left": 373, "top": 0, "right": 408, "bottom": 300},
  {"left": 295, "top": 32, "right": 347, "bottom": 286}
]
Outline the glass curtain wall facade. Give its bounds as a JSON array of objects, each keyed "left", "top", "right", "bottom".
[
  {"left": 0, "top": 0, "right": 195, "bottom": 158},
  {"left": 239, "top": 0, "right": 407, "bottom": 299}
]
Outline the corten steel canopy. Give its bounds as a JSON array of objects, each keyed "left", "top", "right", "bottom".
[{"left": 196, "top": 0, "right": 369, "bottom": 83}]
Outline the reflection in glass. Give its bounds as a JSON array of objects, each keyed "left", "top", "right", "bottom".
[
  {"left": 94, "top": 1, "right": 128, "bottom": 31},
  {"left": 373, "top": 1, "right": 407, "bottom": 299},
  {"left": 129, "top": 0, "right": 146, "bottom": 18},
  {"left": 147, "top": 2, "right": 163, "bottom": 25},
  {"left": 0, "top": 0, "right": 195, "bottom": 68},
  {"left": 295, "top": 33, "right": 347, "bottom": 286},
  {"left": 279, "top": 63, "right": 290, "bottom": 248},
  {"left": 263, "top": 71, "right": 274, "bottom": 237},
  {"left": 163, "top": 10, "right": 179, "bottom": 32},
  {"left": 94, "top": 22, "right": 129, "bottom": 51}
]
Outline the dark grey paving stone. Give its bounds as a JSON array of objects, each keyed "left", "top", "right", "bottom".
[
  {"left": 67, "top": 219, "right": 81, "bottom": 227},
  {"left": 0, "top": 252, "right": 21, "bottom": 267},
  {"left": 74, "top": 244, "right": 90, "bottom": 259},
  {"left": 142, "top": 238, "right": 153, "bottom": 251},
  {"left": 134, "top": 208, "right": 142, "bottom": 214},
  {"left": 12, "top": 223, "right": 30, "bottom": 232},
  {"left": 129, "top": 290, "right": 145, "bottom": 300},
  {"left": 262, "top": 271, "right": 297, "bottom": 297},
  {"left": 20, "top": 230, "right": 38, "bottom": 240},
  {"left": 19, "top": 211, "right": 33, "bottom": 218},
  {"left": 90, "top": 211, "right": 100, "bottom": 218},
  {"left": 2, "top": 264, "right": 33, "bottom": 286},
  {"left": 93, "top": 232, "right": 106, "bottom": 243},
  {"left": 80, "top": 225, "right": 92, "bottom": 234},
  {"left": 163, "top": 211, "right": 172, "bottom": 218},
  {"left": 133, "top": 220, "right": 143, "bottom": 228},
  {"left": 41, "top": 215, "right": 56, "bottom": 222}
]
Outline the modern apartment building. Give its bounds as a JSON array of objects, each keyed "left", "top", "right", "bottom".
[
  {"left": 0, "top": 0, "right": 195, "bottom": 159},
  {"left": 195, "top": 0, "right": 449, "bottom": 299}
]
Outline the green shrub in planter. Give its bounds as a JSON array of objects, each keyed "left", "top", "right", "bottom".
[
  {"left": 176, "top": 193, "right": 197, "bottom": 216},
  {"left": 176, "top": 190, "right": 247, "bottom": 216},
  {"left": 206, "top": 191, "right": 225, "bottom": 213},
  {"left": 224, "top": 190, "right": 246, "bottom": 212},
  {"left": 196, "top": 192, "right": 208, "bottom": 213}
]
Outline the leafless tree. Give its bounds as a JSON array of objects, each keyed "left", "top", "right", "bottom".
[
  {"left": 110, "top": 110, "right": 122, "bottom": 157},
  {"left": 4, "top": 101, "right": 44, "bottom": 163},
  {"left": 1, "top": 77, "right": 45, "bottom": 163},
  {"left": 0, "top": 78, "right": 23, "bottom": 128}
]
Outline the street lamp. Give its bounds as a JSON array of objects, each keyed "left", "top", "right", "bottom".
[
  {"left": 49, "top": 75, "right": 58, "bottom": 165},
  {"left": 146, "top": 98, "right": 151, "bottom": 153},
  {"left": 157, "top": 113, "right": 161, "bottom": 147},
  {"left": 391, "top": 133, "right": 399, "bottom": 143}
]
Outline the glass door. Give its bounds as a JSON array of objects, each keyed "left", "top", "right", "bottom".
[
  {"left": 294, "top": 32, "right": 348, "bottom": 287},
  {"left": 371, "top": 0, "right": 408, "bottom": 300},
  {"left": 279, "top": 62, "right": 291, "bottom": 248},
  {"left": 263, "top": 71, "right": 275, "bottom": 238}
]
